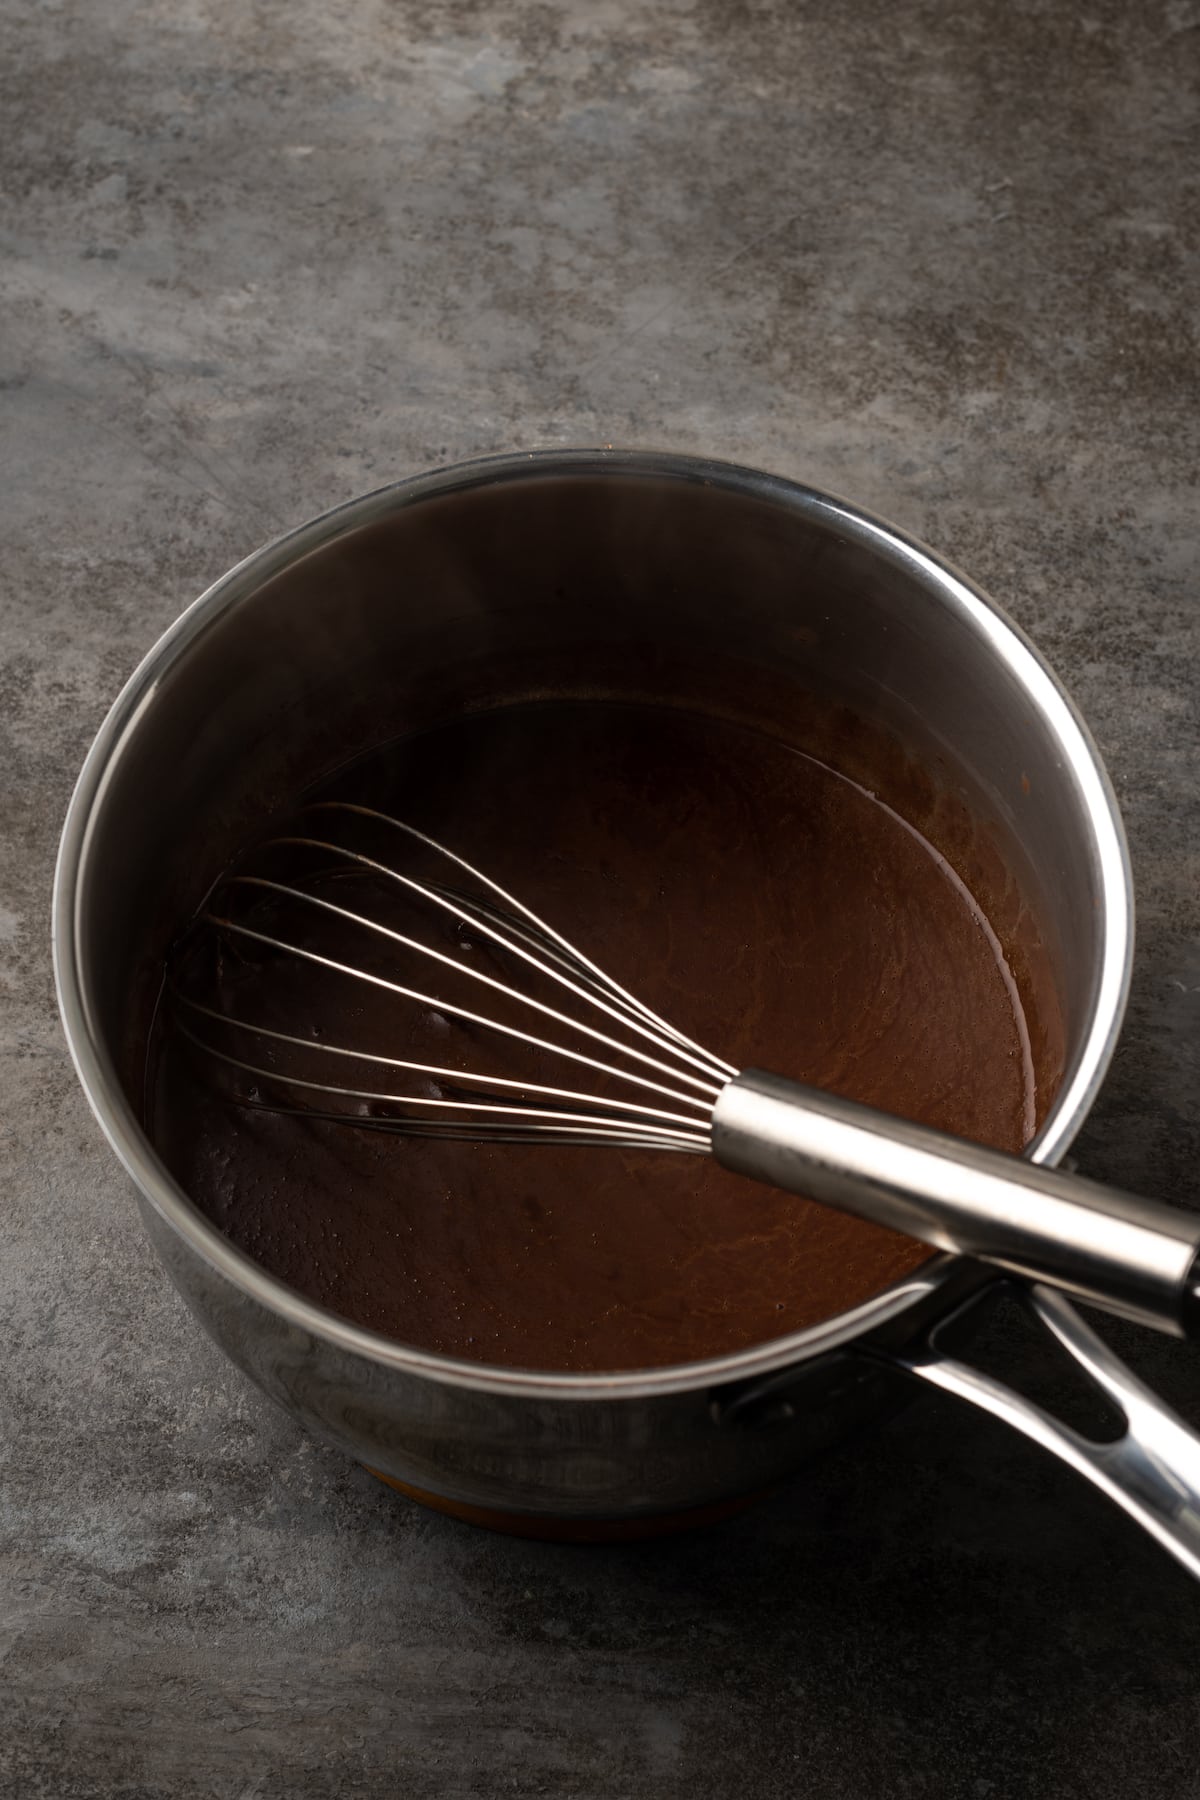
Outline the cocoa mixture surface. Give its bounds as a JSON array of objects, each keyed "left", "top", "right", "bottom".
[{"left": 151, "top": 703, "right": 1039, "bottom": 1372}]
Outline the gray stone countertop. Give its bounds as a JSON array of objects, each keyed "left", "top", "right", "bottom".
[{"left": 3, "top": 2, "right": 1198, "bottom": 1795}]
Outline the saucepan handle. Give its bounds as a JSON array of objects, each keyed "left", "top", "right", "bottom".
[{"left": 870, "top": 1281, "right": 1200, "bottom": 1582}]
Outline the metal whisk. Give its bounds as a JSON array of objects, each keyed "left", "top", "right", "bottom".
[
  {"left": 175, "top": 801, "right": 1200, "bottom": 1339},
  {"left": 175, "top": 800, "right": 735, "bottom": 1154}
]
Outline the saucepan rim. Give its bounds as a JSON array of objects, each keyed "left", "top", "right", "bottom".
[{"left": 51, "top": 448, "right": 1135, "bottom": 1401}]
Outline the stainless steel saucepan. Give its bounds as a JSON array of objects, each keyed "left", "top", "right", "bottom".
[{"left": 53, "top": 450, "right": 1200, "bottom": 1575}]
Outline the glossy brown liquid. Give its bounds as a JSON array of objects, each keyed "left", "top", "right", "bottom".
[{"left": 150, "top": 702, "right": 1039, "bottom": 1372}]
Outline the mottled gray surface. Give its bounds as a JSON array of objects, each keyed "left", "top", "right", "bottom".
[{"left": 3, "top": 0, "right": 1200, "bottom": 1794}]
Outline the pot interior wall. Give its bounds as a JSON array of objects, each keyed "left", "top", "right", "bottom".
[{"left": 77, "top": 467, "right": 1089, "bottom": 1134}]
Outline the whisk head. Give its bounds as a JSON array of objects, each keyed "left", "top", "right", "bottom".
[{"left": 170, "top": 803, "right": 737, "bottom": 1154}]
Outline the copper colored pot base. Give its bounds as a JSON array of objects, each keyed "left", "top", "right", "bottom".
[{"left": 364, "top": 1467, "right": 770, "bottom": 1540}]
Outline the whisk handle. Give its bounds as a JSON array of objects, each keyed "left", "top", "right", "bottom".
[{"left": 712, "top": 1069, "right": 1200, "bottom": 1338}]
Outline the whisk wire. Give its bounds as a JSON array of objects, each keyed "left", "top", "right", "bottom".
[
  {"left": 213, "top": 867, "right": 724, "bottom": 1103},
  {"left": 202, "top": 902, "right": 723, "bottom": 1121},
  {"left": 225, "top": 1094, "right": 708, "bottom": 1153},
  {"left": 176, "top": 1021, "right": 710, "bottom": 1150},
  {"left": 184, "top": 807, "right": 734, "bottom": 1150},
  {"left": 175, "top": 993, "right": 714, "bottom": 1130},
  {"left": 245, "top": 836, "right": 729, "bottom": 1093},
  {"left": 308, "top": 803, "right": 738, "bottom": 1082}
]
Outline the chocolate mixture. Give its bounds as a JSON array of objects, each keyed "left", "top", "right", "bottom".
[{"left": 149, "top": 701, "right": 1041, "bottom": 1372}]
